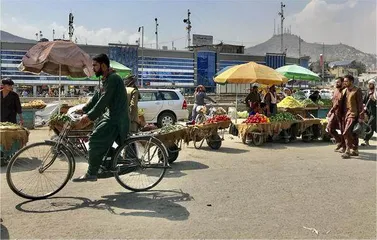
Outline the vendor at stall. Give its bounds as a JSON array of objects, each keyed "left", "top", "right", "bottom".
[
  {"left": 1, "top": 78, "right": 23, "bottom": 126},
  {"left": 245, "top": 85, "right": 261, "bottom": 113},
  {"left": 263, "top": 85, "right": 277, "bottom": 117},
  {"left": 309, "top": 90, "right": 322, "bottom": 103},
  {"left": 283, "top": 88, "right": 292, "bottom": 97},
  {"left": 125, "top": 75, "right": 141, "bottom": 133},
  {"left": 191, "top": 85, "right": 217, "bottom": 121}
]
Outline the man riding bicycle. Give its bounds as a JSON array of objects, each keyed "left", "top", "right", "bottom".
[{"left": 73, "top": 54, "right": 129, "bottom": 182}]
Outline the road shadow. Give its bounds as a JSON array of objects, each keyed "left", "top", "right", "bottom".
[
  {"left": 0, "top": 223, "right": 9, "bottom": 240},
  {"left": 15, "top": 189, "right": 192, "bottom": 221},
  {"left": 166, "top": 160, "right": 209, "bottom": 178},
  {"left": 354, "top": 151, "right": 377, "bottom": 162},
  {"left": 197, "top": 146, "right": 250, "bottom": 154}
]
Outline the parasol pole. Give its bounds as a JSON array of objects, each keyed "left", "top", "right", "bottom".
[
  {"left": 58, "top": 64, "right": 61, "bottom": 113},
  {"left": 235, "top": 89, "right": 238, "bottom": 124}
]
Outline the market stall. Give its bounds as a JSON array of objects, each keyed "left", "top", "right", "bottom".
[
  {"left": 19, "top": 100, "right": 47, "bottom": 129},
  {"left": 187, "top": 115, "right": 231, "bottom": 150},
  {"left": 0, "top": 122, "right": 29, "bottom": 166},
  {"left": 237, "top": 112, "right": 299, "bottom": 146}
]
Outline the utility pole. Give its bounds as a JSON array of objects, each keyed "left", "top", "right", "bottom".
[
  {"left": 68, "top": 12, "right": 74, "bottom": 41},
  {"left": 53, "top": 29, "right": 55, "bottom": 41},
  {"left": 273, "top": 18, "right": 276, "bottom": 35},
  {"left": 298, "top": 36, "right": 301, "bottom": 58},
  {"left": 322, "top": 42, "right": 325, "bottom": 83},
  {"left": 138, "top": 26, "right": 144, "bottom": 87},
  {"left": 35, "top": 33, "right": 38, "bottom": 41},
  {"left": 39, "top": 31, "right": 43, "bottom": 40},
  {"left": 172, "top": 41, "right": 175, "bottom": 50},
  {"left": 155, "top": 18, "right": 159, "bottom": 49},
  {"left": 183, "top": 9, "right": 192, "bottom": 48},
  {"left": 278, "top": 2, "right": 286, "bottom": 53}
]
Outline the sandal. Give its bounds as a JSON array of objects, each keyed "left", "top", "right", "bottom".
[
  {"left": 350, "top": 150, "right": 359, "bottom": 156},
  {"left": 341, "top": 152, "right": 351, "bottom": 159},
  {"left": 334, "top": 144, "right": 343, "bottom": 152}
]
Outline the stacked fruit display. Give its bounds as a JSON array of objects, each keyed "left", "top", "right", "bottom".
[
  {"left": 21, "top": 100, "right": 47, "bottom": 109},
  {"left": 242, "top": 114, "right": 270, "bottom": 124},
  {"left": 205, "top": 115, "right": 231, "bottom": 124}
]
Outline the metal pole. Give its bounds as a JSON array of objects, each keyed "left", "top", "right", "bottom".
[
  {"left": 187, "top": 9, "right": 191, "bottom": 48},
  {"left": 155, "top": 18, "right": 159, "bottom": 49},
  {"left": 322, "top": 43, "right": 325, "bottom": 84},
  {"left": 58, "top": 64, "right": 61, "bottom": 113},
  {"left": 298, "top": 36, "right": 301, "bottom": 58},
  {"left": 278, "top": 2, "right": 285, "bottom": 53},
  {"left": 141, "top": 26, "right": 144, "bottom": 87}
]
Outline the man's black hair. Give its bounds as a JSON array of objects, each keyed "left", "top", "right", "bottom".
[
  {"left": 93, "top": 53, "right": 110, "bottom": 68},
  {"left": 1, "top": 78, "right": 14, "bottom": 85},
  {"left": 344, "top": 75, "right": 354, "bottom": 82},
  {"left": 336, "top": 77, "right": 344, "bottom": 82}
]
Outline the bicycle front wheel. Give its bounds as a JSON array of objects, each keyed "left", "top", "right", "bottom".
[
  {"left": 6, "top": 142, "right": 73, "bottom": 200},
  {"left": 113, "top": 136, "right": 169, "bottom": 192}
]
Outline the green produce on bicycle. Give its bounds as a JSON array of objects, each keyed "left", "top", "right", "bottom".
[{"left": 73, "top": 53, "right": 129, "bottom": 182}]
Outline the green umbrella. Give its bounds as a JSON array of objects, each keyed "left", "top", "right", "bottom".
[
  {"left": 276, "top": 64, "right": 320, "bottom": 81},
  {"left": 68, "top": 60, "right": 132, "bottom": 80}
]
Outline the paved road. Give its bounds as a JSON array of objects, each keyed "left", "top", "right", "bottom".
[{"left": 1, "top": 128, "right": 376, "bottom": 239}]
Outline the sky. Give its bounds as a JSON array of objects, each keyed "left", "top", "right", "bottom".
[{"left": 0, "top": 0, "right": 376, "bottom": 54}]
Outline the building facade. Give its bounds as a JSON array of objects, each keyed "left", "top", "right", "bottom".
[{"left": 1, "top": 41, "right": 302, "bottom": 95}]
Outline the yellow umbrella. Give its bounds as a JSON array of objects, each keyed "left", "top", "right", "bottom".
[{"left": 214, "top": 61, "right": 288, "bottom": 85}]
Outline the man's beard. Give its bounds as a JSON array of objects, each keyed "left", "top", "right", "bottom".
[{"left": 95, "top": 69, "right": 103, "bottom": 77}]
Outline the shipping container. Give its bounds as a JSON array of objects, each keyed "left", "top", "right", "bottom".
[{"left": 265, "top": 53, "right": 286, "bottom": 69}]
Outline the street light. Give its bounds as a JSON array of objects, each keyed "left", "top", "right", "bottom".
[{"left": 138, "top": 26, "right": 144, "bottom": 87}]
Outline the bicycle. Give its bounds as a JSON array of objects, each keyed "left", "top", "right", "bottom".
[{"left": 6, "top": 119, "right": 170, "bottom": 200}]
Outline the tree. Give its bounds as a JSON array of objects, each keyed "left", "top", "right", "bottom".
[{"left": 351, "top": 61, "right": 367, "bottom": 75}]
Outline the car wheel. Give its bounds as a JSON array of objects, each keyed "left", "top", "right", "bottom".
[{"left": 157, "top": 112, "right": 176, "bottom": 128}]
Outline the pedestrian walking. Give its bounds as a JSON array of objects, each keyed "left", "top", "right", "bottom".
[{"left": 341, "top": 75, "right": 364, "bottom": 159}]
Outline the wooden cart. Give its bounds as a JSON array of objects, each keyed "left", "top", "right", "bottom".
[
  {"left": 187, "top": 120, "right": 231, "bottom": 150},
  {"left": 0, "top": 127, "right": 29, "bottom": 166}
]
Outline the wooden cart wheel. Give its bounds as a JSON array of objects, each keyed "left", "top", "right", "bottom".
[
  {"left": 252, "top": 133, "right": 264, "bottom": 146},
  {"left": 206, "top": 134, "right": 222, "bottom": 150},
  {"left": 302, "top": 126, "right": 313, "bottom": 142},
  {"left": 167, "top": 144, "right": 180, "bottom": 164}
]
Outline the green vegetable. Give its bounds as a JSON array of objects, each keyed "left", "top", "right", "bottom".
[
  {"left": 0, "top": 122, "right": 21, "bottom": 127},
  {"left": 300, "top": 99, "right": 317, "bottom": 107},
  {"left": 270, "top": 112, "right": 297, "bottom": 122},
  {"left": 158, "top": 125, "right": 185, "bottom": 134}
]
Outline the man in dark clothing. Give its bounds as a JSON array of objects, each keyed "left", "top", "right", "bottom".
[
  {"left": 73, "top": 54, "right": 129, "bottom": 182},
  {"left": 309, "top": 90, "right": 322, "bottom": 103},
  {"left": 245, "top": 85, "right": 261, "bottom": 113},
  {"left": 1, "top": 78, "right": 23, "bottom": 126},
  {"left": 264, "top": 85, "right": 277, "bottom": 117},
  {"left": 362, "top": 79, "right": 376, "bottom": 146},
  {"left": 327, "top": 77, "right": 345, "bottom": 152}
]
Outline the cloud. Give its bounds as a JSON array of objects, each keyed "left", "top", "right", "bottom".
[
  {"left": 0, "top": 15, "right": 153, "bottom": 46},
  {"left": 286, "top": 0, "right": 376, "bottom": 54}
]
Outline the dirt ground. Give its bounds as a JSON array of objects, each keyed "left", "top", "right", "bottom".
[{"left": 1, "top": 128, "right": 376, "bottom": 239}]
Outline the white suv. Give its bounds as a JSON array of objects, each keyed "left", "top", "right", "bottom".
[{"left": 139, "top": 89, "right": 189, "bottom": 127}]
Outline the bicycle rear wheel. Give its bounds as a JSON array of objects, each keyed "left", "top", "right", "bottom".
[
  {"left": 113, "top": 136, "right": 169, "bottom": 192},
  {"left": 6, "top": 142, "right": 73, "bottom": 200}
]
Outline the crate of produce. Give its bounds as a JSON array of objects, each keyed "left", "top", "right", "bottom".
[{"left": 0, "top": 122, "right": 30, "bottom": 166}]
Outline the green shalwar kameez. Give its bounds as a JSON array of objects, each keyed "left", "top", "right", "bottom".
[{"left": 82, "top": 72, "right": 129, "bottom": 175}]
